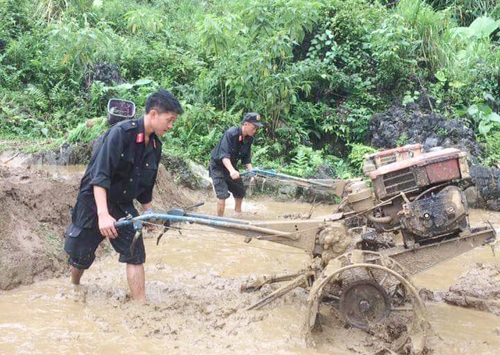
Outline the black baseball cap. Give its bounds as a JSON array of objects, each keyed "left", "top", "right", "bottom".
[{"left": 242, "top": 112, "right": 263, "bottom": 127}]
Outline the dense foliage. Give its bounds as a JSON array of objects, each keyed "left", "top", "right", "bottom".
[{"left": 1, "top": 0, "right": 499, "bottom": 175}]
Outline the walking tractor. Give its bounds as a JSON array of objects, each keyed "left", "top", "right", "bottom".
[{"left": 115, "top": 144, "right": 496, "bottom": 353}]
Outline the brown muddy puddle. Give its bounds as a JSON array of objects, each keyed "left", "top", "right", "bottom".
[{"left": 1, "top": 199, "right": 499, "bottom": 355}]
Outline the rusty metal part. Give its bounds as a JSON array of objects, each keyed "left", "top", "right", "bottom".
[
  {"left": 347, "top": 181, "right": 375, "bottom": 213},
  {"left": 246, "top": 271, "right": 314, "bottom": 310},
  {"left": 370, "top": 148, "right": 467, "bottom": 199},
  {"left": 339, "top": 279, "right": 391, "bottom": 329},
  {"left": 382, "top": 226, "right": 495, "bottom": 275},
  {"left": 363, "top": 144, "right": 423, "bottom": 175},
  {"left": 367, "top": 213, "right": 393, "bottom": 224},
  {"left": 305, "top": 251, "right": 427, "bottom": 353}
]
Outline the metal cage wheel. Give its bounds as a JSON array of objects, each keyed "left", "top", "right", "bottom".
[{"left": 305, "top": 251, "right": 427, "bottom": 353}]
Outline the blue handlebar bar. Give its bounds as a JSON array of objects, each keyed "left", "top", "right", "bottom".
[{"left": 115, "top": 212, "right": 251, "bottom": 229}]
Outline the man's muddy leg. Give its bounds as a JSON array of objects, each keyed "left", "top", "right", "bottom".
[
  {"left": 217, "top": 199, "right": 226, "bottom": 217},
  {"left": 70, "top": 265, "right": 85, "bottom": 285},
  {"left": 126, "top": 263, "right": 145, "bottom": 301},
  {"left": 235, "top": 197, "right": 243, "bottom": 214}
]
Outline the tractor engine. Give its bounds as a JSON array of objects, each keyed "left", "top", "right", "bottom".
[{"left": 345, "top": 145, "right": 471, "bottom": 247}]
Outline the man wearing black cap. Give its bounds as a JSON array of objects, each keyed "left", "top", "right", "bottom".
[{"left": 209, "top": 112, "right": 263, "bottom": 216}]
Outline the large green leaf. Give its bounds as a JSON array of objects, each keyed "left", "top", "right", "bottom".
[
  {"left": 451, "top": 16, "right": 500, "bottom": 39},
  {"left": 469, "top": 17, "right": 500, "bottom": 38}
]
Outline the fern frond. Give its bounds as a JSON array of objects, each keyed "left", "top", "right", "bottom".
[{"left": 24, "top": 84, "right": 48, "bottom": 110}]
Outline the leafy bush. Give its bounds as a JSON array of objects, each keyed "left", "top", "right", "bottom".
[
  {"left": 348, "top": 143, "right": 378, "bottom": 174},
  {"left": 1, "top": 0, "right": 500, "bottom": 178},
  {"left": 483, "top": 130, "right": 500, "bottom": 167}
]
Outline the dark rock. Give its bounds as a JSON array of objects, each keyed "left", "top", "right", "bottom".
[
  {"left": 486, "top": 199, "right": 500, "bottom": 211},
  {"left": 161, "top": 155, "right": 207, "bottom": 190},
  {"left": 423, "top": 137, "right": 439, "bottom": 151},
  {"left": 470, "top": 165, "right": 500, "bottom": 210},
  {"left": 369, "top": 102, "right": 482, "bottom": 163},
  {"left": 417, "top": 94, "right": 437, "bottom": 111},
  {"left": 298, "top": 186, "right": 338, "bottom": 204},
  {"left": 29, "top": 142, "right": 94, "bottom": 165},
  {"left": 310, "top": 164, "right": 336, "bottom": 179},
  {"left": 86, "top": 62, "right": 125, "bottom": 87}
]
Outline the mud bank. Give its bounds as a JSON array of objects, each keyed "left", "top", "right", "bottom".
[
  {"left": 0, "top": 164, "right": 200, "bottom": 290},
  {"left": 0, "top": 166, "right": 77, "bottom": 290}
]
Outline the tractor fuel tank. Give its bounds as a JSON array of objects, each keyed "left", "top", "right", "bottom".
[
  {"left": 368, "top": 148, "right": 470, "bottom": 200},
  {"left": 363, "top": 144, "right": 423, "bottom": 175}
]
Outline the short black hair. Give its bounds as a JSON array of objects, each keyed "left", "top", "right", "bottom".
[{"left": 145, "top": 89, "right": 183, "bottom": 115}]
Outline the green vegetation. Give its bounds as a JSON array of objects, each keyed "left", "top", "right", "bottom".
[{"left": 1, "top": 0, "right": 500, "bottom": 175}]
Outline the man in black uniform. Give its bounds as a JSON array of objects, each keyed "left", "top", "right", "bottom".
[
  {"left": 64, "top": 89, "right": 183, "bottom": 301},
  {"left": 209, "top": 112, "right": 262, "bottom": 216}
]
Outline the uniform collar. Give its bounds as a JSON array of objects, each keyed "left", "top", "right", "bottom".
[
  {"left": 138, "top": 117, "right": 145, "bottom": 134},
  {"left": 238, "top": 126, "right": 253, "bottom": 143},
  {"left": 135, "top": 117, "right": 158, "bottom": 149}
]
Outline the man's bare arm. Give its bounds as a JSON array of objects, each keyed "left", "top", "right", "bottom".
[{"left": 222, "top": 157, "right": 240, "bottom": 180}]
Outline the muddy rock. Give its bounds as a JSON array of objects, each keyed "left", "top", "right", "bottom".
[
  {"left": 187, "top": 160, "right": 212, "bottom": 190},
  {"left": 161, "top": 155, "right": 212, "bottom": 191},
  {"left": 440, "top": 263, "right": 500, "bottom": 315},
  {"left": 30, "top": 141, "right": 95, "bottom": 165},
  {"left": 469, "top": 165, "right": 500, "bottom": 211}
]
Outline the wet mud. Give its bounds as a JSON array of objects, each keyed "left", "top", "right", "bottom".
[
  {"left": 0, "top": 165, "right": 500, "bottom": 355},
  {"left": 430, "top": 263, "right": 500, "bottom": 316}
]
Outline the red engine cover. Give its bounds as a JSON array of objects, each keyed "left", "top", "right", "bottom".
[{"left": 369, "top": 148, "right": 466, "bottom": 199}]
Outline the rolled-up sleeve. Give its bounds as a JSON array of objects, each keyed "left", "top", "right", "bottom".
[
  {"left": 214, "top": 132, "right": 233, "bottom": 162},
  {"left": 89, "top": 128, "right": 124, "bottom": 189}
]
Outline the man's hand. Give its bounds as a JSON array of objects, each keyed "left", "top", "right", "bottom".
[
  {"left": 230, "top": 170, "right": 240, "bottom": 180},
  {"left": 222, "top": 158, "right": 240, "bottom": 180},
  {"left": 98, "top": 212, "right": 118, "bottom": 239},
  {"left": 142, "top": 209, "right": 156, "bottom": 232}
]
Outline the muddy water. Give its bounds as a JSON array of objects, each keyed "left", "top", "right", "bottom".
[{"left": 1, "top": 199, "right": 499, "bottom": 355}]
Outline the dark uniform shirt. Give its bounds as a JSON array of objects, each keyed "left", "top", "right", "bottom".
[
  {"left": 209, "top": 126, "right": 253, "bottom": 179},
  {"left": 72, "top": 117, "right": 162, "bottom": 229}
]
